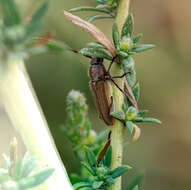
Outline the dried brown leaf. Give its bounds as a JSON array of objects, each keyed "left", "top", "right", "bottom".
[
  {"left": 124, "top": 79, "right": 138, "bottom": 109},
  {"left": 62, "top": 10, "right": 116, "bottom": 57},
  {"left": 132, "top": 124, "right": 141, "bottom": 141}
]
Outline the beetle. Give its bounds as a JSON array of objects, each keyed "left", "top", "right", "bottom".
[{"left": 89, "top": 57, "right": 130, "bottom": 126}]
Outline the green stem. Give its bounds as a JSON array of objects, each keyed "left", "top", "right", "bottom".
[
  {"left": 0, "top": 58, "right": 73, "bottom": 190},
  {"left": 110, "top": 1, "right": 130, "bottom": 190}
]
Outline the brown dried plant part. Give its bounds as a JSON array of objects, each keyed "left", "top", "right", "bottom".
[
  {"left": 62, "top": 10, "right": 116, "bottom": 57},
  {"left": 124, "top": 79, "right": 138, "bottom": 109}
]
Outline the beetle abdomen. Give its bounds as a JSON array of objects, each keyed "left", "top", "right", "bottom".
[{"left": 90, "top": 80, "right": 114, "bottom": 126}]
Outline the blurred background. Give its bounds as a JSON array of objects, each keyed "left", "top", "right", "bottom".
[{"left": 1, "top": 0, "right": 191, "bottom": 189}]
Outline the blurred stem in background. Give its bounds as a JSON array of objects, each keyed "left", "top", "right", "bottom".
[
  {"left": 0, "top": 0, "right": 73, "bottom": 189},
  {"left": 110, "top": 0, "right": 130, "bottom": 190},
  {"left": 0, "top": 58, "right": 73, "bottom": 190}
]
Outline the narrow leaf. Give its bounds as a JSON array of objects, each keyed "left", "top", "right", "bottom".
[
  {"left": 87, "top": 42, "right": 107, "bottom": 49},
  {"left": 111, "top": 165, "right": 132, "bottom": 178},
  {"left": 142, "top": 117, "right": 161, "bottom": 124},
  {"left": 131, "top": 44, "right": 155, "bottom": 53},
  {"left": 133, "top": 33, "right": 143, "bottom": 44},
  {"left": 106, "top": 176, "right": 115, "bottom": 184},
  {"left": 70, "top": 6, "right": 110, "bottom": 14},
  {"left": 21, "top": 152, "right": 37, "bottom": 178},
  {"left": 85, "top": 147, "right": 97, "bottom": 167},
  {"left": 105, "top": 146, "right": 112, "bottom": 168},
  {"left": 125, "top": 121, "right": 134, "bottom": 134},
  {"left": 73, "top": 182, "right": 91, "bottom": 190},
  {"left": 13, "top": 159, "right": 22, "bottom": 181},
  {"left": 79, "top": 48, "right": 112, "bottom": 60},
  {"left": 132, "top": 125, "right": 141, "bottom": 141},
  {"left": 19, "top": 168, "right": 54, "bottom": 189},
  {"left": 1, "top": 0, "right": 21, "bottom": 26},
  {"left": 110, "top": 110, "right": 125, "bottom": 121},
  {"left": 85, "top": 15, "right": 113, "bottom": 23},
  {"left": 92, "top": 181, "right": 104, "bottom": 189},
  {"left": 121, "top": 13, "right": 134, "bottom": 38},
  {"left": 112, "top": 23, "right": 120, "bottom": 50},
  {"left": 29, "top": 1, "right": 48, "bottom": 25},
  {"left": 137, "top": 110, "right": 148, "bottom": 117},
  {"left": 81, "top": 162, "right": 95, "bottom": 175},
  {"left": 133, "top": 82, "right": 140, "bottom": 103},
  {"left": 25, "top": 1, "right": 48, "bottom": 37},
  {"left": 63, "top": 10, "right": 116, "bottom": 57}
]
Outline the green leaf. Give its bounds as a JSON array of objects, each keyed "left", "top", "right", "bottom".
[
  {"left": 20, "top": 152, "right": 37, "bottom": 178},
  {"left": 133, "top": 117, "right": 144, "bottom": 122},
  {"left": 87, "top": 42, "right": 107, "bottom": 49},
  {"left": 105, "top": 176, "right": 115, "bottom": 184},
  {"left": 105, "top": 146, "right": 112, "bottom": 168},
  {"left": 29, "top": 1, "right": 48, "bottom": 25},
  {"left": 85, "top": 147, "right": 97, "bottom": 167},
  {"left": 132, "top": 185, "right": 139, "bottom": 190},
  {"left": 85, "top": 14, "right": 113, "bottom": 22},
  {"left": 1, "top": 0, "right": 21, "bottom": 26},
  {"left": 25, "top": 1, "right": 48, "bottom": 37},
  {"left": 79, "top": 48, "right": 112, "bottom": 60},
  {"left": 131, "top": 44, "right": 155, "bottom": 53},
  {"left": 69, "top": 173, "right": 82, "bottom": 184},
  {"left": 73, "top": 182, "right": 91, "bottom": 190},
  {"left": 132, "top": 33, "right": 143, "bottom": 44},
  {"left": 110, "top": 110, "right": 125, "bottom": 120},
  {"left": 133, "top": 82, "right": 140, "bottom": 103},
  {"left": 117, "top": 50, "right": 128, "bottom": 57},
  {"left": 81, "top": 162, "right": 95, "bottom": 175},
  {"left": 142, "top": 117, "right": 161, "bottom": 124},
  {"left": 125, "top": 121, "right": 134, "bottom": 134},
  {"left": 69, "top": 6, "right": 110, "bottom": 14},
  {"left": 112, "top": 23, "right": 120, "bottom": 50},
  {"left": 121, "top": 13, "right": 134, "bottom": 39},
  {"left": 44, "top": 40, "right": 70, "bottom": 52},
  {"left": 111, "top": 165, "right": 132, "bottom": 178},
  {"left": 120, "top": 56, "right": 136, "bottom": 87},
  {"left": 92, "top": 181, "right": 103, "bottom": 189},
  {"left": 13, "top": 159, "right": 22, "bottom": 181},
  {"left": 19, "top": 168, "right": 54, "bottom": 189},
  {"left": 2, "top": 154, "right": 11, "bottom": 171},
  {"left": 137, "top": 110, "right": 148, "bottom": 117}
]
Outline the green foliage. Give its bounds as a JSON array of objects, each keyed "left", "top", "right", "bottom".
[
  {"left": 68, "top": 0, "right": 119, "bottom": 22},
  {"left": 0, "top": 0, "right": 49, "bottom": 60},
  {"left": 111, "top": 106, "right": 161, "bottom": 141},
  {"left": 73, "top": 147, "right": 131, "bottom": 190},
  {"left": 0, "top": 139, "right": 54, "bottom": 190}
]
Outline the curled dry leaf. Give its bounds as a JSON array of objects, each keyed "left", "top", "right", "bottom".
[
  {"left": 62, "top": 10, "right": 116, "bottom": 57},
  {"left": 124, "top": 79, "right": 138, "bottom": 109},
  {"left": 132, "top": 124, "right": 141, "bottom": 141}
]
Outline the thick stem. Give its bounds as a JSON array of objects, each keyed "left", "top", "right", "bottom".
[
  {"left": 110, "top": 1, "right": 130, "bottom": 190},
  {"left": 0, "top": 58, "right": 73, "bottom": 190}
]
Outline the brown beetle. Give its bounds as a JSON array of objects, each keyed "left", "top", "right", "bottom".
[{"left": 89, "top": 57, "right": 129, "bottom": 126}]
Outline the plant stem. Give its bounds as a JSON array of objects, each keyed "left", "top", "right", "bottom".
[
  {"left": 110, "top": 1, "right": 130, "bottom": 190},
  {"left": 0, "top": 58, "right": 73, "bottom": 190}
]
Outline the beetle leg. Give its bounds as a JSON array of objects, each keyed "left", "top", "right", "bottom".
[
  {"left": 110, "top": 78, "right": 128, "bottom": 97},
  {"left": 112, "top": 72, "right": 131, "bottom": 79},
  {"left": 107, "top": 56, "right": 117, "bottom": 73}
]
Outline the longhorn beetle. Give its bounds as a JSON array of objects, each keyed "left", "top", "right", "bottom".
[
  {"left": 31, "top": 36, "right": 131, "bottom": 126},
  {"left": 69, "top": 48, "right": 131, "bottom": 126},
  {"left": 88, "top": 56, "right": 129, "bottom": 126}
]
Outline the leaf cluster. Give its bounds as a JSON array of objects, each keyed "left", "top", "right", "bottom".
[
  {"left": 73, "top": 146, "right": 131, "bottom": 190},
  {"left": 69, "top": 0, "right": 120, "bottom": 23},
  {"left": 0, "top": 138, "right": 54, "bottom": 190},
  {"left": 0, "top": 0, "right": 49, "bottom": 59}
]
